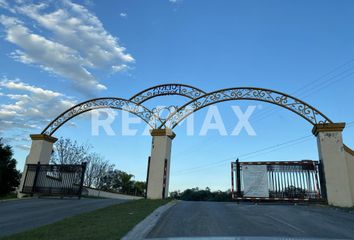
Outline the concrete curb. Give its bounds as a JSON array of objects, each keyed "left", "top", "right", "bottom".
[{"left": 122, "top": 201, "right": 177, "bottom": 240}]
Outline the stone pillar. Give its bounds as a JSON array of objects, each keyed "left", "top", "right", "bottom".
[
  {"left": 147, "top": 128, "right": 175, "bottom": 199},
  {"left": 17, "top": 134, "right": 57, "bottom": 198},
  {"left": 312, "top": 123, "right": 354, "bottom": 207}
]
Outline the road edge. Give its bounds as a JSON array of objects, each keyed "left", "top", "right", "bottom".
[{"left": 122, "top": 200, "right": 177, "bottom": 240}]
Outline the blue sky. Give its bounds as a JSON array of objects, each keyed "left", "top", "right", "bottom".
[{"left": 0, "top": 0, "right": 354, "bottom": 191}]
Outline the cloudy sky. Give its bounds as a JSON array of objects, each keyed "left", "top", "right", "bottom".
[{"left": 1, "top": 0, "right": 354, "bottom": 191}]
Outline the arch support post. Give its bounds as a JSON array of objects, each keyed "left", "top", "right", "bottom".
[
  {"left": 147, "top": 129, "right": 175, "bottom": 199},
  {"left": 313, "top": 123, "right": 354, "bottom": 207},
  {"left": 17, "top": 134, "right": 57, "bottom": 198}
]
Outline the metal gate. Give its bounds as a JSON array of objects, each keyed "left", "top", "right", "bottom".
[
  {"left": 21, "top": 162, "right": 87, "bottom": 198},
  {"left": 231, "top": 159, "right": 326, "bottom": 202}
]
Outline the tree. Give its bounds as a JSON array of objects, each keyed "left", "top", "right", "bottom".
[
  {"left": 50, "top": 137, "right": 144, "bottom": 196},
  {"left": 98, "top": 169, "right": 146, "bottom": 196},
  {"left": 118, "top": 171, "right": 134, "bottom": 194},
  {"left": 84, "top": 153, "right": 112, "bottom": 188},
  {"left": 176, "top": 187, "right": 232, "bottom": 202},
  {"left": 98, "top": 169, "right": 121, "bottom": 191},
  {"left": 133, "top": 181, "right": 146, "bottom": 196},
  {"left": 51, "top": 138, "right": 91, "bottom": 165},
  {"left": 0, "top": 139, "right": 20, "bottom": 196},
  {"left": 170, "top": 190, "right": 181, "bottom": 199},
  {"left": 51, "top": 137, "right": 114, "bottom": 189}
]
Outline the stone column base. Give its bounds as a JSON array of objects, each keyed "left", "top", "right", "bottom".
[
  {"left": 17, "top": 134, "right": 57, "bottom": 198},
  {"left": 313, "top": 122, "right": 354, "bottom": 207}
]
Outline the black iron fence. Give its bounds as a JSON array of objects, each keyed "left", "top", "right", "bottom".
[
  {"left": 21, "top": 162, "right": 86, "bottom": 198},
  {"left": 231, "top": 160, "right": 326, "bottom": 202}
]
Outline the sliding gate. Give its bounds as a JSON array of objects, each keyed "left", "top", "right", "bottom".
[
  {"left": 21, "top": 162, "right": 87, "bottom": 198},
  {"left": 231, "top": 160, "right": 326, "bottom": 202}
]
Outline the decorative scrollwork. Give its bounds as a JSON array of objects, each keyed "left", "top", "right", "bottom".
[
  {"left": 129, "top": 84, "right": 206, "bottom": 104},
  {"left": 41, "top": 98, "right": 163, "bottom": 136},
  {"left": 159, "top": 87, "right": 333, "bottom": 129},
  {"left": 152, "top": 106, "right": 179, "bottom": 122},
  {"left": 41, "top": 85, "right": 333, "bottom": 136}
]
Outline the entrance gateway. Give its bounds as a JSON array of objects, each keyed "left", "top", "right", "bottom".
[{"left": 18, "top": 84, "right": 354, "bottom": 207}]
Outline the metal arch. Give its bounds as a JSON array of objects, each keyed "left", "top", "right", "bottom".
[
  {"left": 152, "top": 105, "right": 180, "bottom": 122},
  {"left": 158, "top": 87, "right": 333, "bottom": 129},
  {"left": 41, "top": 97, "right": 164, "bottom": 136},
  {"left": 129, "top": 83, "right": 207, "bottom": 104}
]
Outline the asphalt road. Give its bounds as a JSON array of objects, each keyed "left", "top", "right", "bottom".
[
  {"left": 0, "top": 197, "right": 125, "bottom": 237},
  {"left": 147, "top": 201, "right": 354, "bottom": 239}
]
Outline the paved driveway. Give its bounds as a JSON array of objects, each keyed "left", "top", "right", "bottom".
[
  {"left": 147, "top": 201, "right": 354, "bottom": 239},
  {"left": 0, "top": 198, "right": 125, "bottom": 237}
]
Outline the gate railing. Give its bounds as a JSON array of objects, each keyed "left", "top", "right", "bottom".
[
  {"left": 231, "top": 160, "right": 326, "bottom": 202},
  {"left": 21, "top": 162, "right": 87, "bottom": 198}
]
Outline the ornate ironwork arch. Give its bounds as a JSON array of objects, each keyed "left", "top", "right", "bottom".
[
  {"left": 159, "top": 87, "right": 333, "bottom": 129},
  {"left": 42, "top": 98, "right": 163, "bottom": 136},
  {"left": 129, "top": 84, "right": 206, "bottom": 104}
]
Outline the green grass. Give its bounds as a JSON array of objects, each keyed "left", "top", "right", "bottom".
[
  {"left": 0, "top": 193, "right": 17, "bottom": 200},
  {"left": 2, "top": 199, "right": 170, "bottom": 240}
]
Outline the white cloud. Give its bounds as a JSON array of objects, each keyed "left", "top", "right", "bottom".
[
  {"left": 0, "top": 0, "right": 134, "bottom": 95},
  {"left": 112, "top": 64, "right": 129, "bottom": 72},
  {"left": 0, "top": 78, "right": 77, "bottom": 135},
  {"left": 120, "top": 12, "right": 127, "bottom": 18},
  {"left": 83, "top": 0, "right": 94, "bottom": 8},
  {"left": 15, "top": 144, "right": 31, "bottom": 151},
  {"left": 0, "top": 15, "right": 105, "bottom": 94},
  {"left": 0, "top": 0, "right": 8, "bottom": 8},
  {"left": 0, "top": 78, "right": 62, "bottom": 99}
]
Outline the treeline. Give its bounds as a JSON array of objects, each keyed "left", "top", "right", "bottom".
[
  {"left": 0, "top": 139, "right": 21, "bottom": 197},
  {"left": 170, "top": 187, "right": 232, "bottom": 202},
  {"left": 97, "top": 169, "right": 146, "bottom": 196},
  {"left": 51, "top": 138, "right": 146, "bottom": 196}
]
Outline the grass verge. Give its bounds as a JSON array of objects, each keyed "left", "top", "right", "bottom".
[
  {"left": 2, "top": 199, "right": 170, "bottom": 240},
  {"left": 0, "top": 193, "right": 17, "bottom": 200}
]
